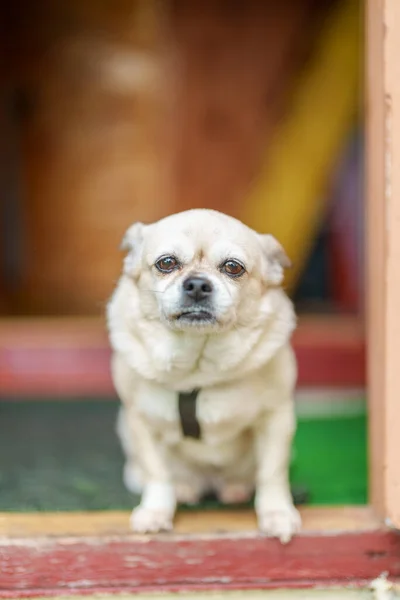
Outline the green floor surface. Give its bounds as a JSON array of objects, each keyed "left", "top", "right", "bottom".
[{"left": 0, "top": 400, "right": 367, "bottom": 511}]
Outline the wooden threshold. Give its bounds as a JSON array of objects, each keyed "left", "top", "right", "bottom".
[
  {"left": 0, "top": 315, "right": 365, "bottom": 396},
  {"left": 0, "top": 506, "right": 381, "bottom": 537},
  {"left": 0, "top": 507, "right": 399, "bottom": 596}
]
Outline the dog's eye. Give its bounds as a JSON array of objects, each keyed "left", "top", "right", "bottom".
[
  {"left": 155, "top": 256, "right": 180, "bottom": 273},
  {"left": 221, "top": 260, "right": 245, "bottom": 278}
]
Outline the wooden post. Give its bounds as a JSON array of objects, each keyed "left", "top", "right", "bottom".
[{"left": 367, "top": 0, "right": 400, "bottom": 527}]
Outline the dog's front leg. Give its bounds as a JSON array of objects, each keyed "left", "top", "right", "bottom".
[
  {"left": 254, "top": 401, "right": 301, "bottom": 543},
  {"left": 125, "top": 405, "right": 176, "bottom": 533}
]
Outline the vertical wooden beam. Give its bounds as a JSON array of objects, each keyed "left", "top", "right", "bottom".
[
  {"left": 383, "top": 0, "right": 400, "bottom": 528},
  {"left": 366, "top": 0, "right": 386, "bottom": 519},
  {"left": 367, "top": 0, "right": 400, "bottom": 527}
]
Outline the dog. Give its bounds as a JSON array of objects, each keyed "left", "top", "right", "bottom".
[{"left": 107, "top": 209, "right": 301, "bottom": 542}]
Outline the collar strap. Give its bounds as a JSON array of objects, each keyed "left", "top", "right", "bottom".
[{"left": 178, "top": 389, "right": 201, "bottom": 439}]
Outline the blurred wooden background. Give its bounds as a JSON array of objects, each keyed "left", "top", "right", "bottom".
[{"left": 1, "top": 0, "right": 335, "bottom": 315}]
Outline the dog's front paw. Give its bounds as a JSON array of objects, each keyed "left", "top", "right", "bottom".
[
  {"left": 257, "top": 505, "right": 301, "bottom": 544},
  {"left": 130, "top": 506, "right": 173, "bottom": 533}
]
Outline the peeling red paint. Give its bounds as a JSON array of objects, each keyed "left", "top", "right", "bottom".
[{"left": 0, "top": 531, "right": 399, "bottom": 595}]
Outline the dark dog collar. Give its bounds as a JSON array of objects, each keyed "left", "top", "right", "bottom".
[{"left": 178, "top": 389, "right": 201, "bottom": 439}]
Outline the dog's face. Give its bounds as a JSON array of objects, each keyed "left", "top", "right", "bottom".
[{"left": 121, "top": 210, "right": 290, "bottom": 332}]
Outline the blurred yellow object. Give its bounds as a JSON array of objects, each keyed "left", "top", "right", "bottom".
[{"left": 246, "top": 0, "right": 361, "bottom": 293}]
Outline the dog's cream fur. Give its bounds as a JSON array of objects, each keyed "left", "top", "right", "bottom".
[{"left": 107, "top": 209, "right": 300, "bottom": 542}]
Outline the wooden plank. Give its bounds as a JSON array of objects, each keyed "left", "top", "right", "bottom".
[
  {"left": 366, "top": 0, "right": 400, "bottom": 528},
  {"left": 366, "top": 0, "right": 386, "bottom": 522},
  {"left": 3, "top": 533, "right": 399, "bottom": 594},
  {"left": 0, "top": 507, "right": 381, "bottom": 538},
  {"left": 0, "top": 509, "right": 398, "bottom": 595},
  {"left": 0, "top": 315, "right": 365, "bottom": 396},
  {"left": 383, "top": 0, "right": 400, "bottom": 532}
]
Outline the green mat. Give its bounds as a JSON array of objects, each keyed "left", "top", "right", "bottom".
[{"left": 0, "top": 400, "right": 367, "bottom": 511}]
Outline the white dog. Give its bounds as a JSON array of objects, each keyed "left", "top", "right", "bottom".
[{"left": 107, "top": 209, "right": 301, "bottom": 542}]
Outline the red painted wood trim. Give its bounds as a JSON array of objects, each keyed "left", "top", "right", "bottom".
[
  {"left": 296, "top": 343, "right": 365, "bottom": 388},
  {"left": 0, "top": 316, "right": 365, "bottom": 396},
  {"left": 0, "top": 531, "right": 398, "bottom": 595},
  {"left": 0, "top": 346, "right": 113, "bottom": 397}
]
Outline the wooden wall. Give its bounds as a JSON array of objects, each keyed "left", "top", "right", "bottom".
[
  {"left": 3, "top": 0, "right": 174, "bottom": 314},
  {"left": 1, "top": 0, "right": 333, "bottom": 315},
  {"left": 169, "top": 0, "right": 329, "bottom": 216}
]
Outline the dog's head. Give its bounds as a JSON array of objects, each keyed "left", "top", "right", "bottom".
[{"left": 120, "top": 209, "right": 290, "bottom": 332}]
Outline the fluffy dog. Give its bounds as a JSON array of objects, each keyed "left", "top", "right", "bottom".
[{"left": 107, "top": 209, "right": 300, "bottom": 542}]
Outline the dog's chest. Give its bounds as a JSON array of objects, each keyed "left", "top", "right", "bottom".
[
  {"left": 146, "top": 331, "right": 260, "bottom": 387},
  {"left": 136, "top": 378, "right": 268, "bottom": 445}
]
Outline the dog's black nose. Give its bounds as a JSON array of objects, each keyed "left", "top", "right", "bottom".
[{"left": 183, "top": 276, "right": 213, "bottom": 301}]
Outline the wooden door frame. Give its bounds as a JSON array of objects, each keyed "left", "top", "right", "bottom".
[
  {"left": 1, "top": 0, "right": 400, "bottom": 594},
  {"left": 367, "top": 0, "right": 400, "bottom": 528}
]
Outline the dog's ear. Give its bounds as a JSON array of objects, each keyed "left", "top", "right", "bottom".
[
  {"left": 120, "top": 222, "right": 145, "bottom": 277},
  {"left": 259, "top": 234, "right": 291, "bottom": 286}
]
